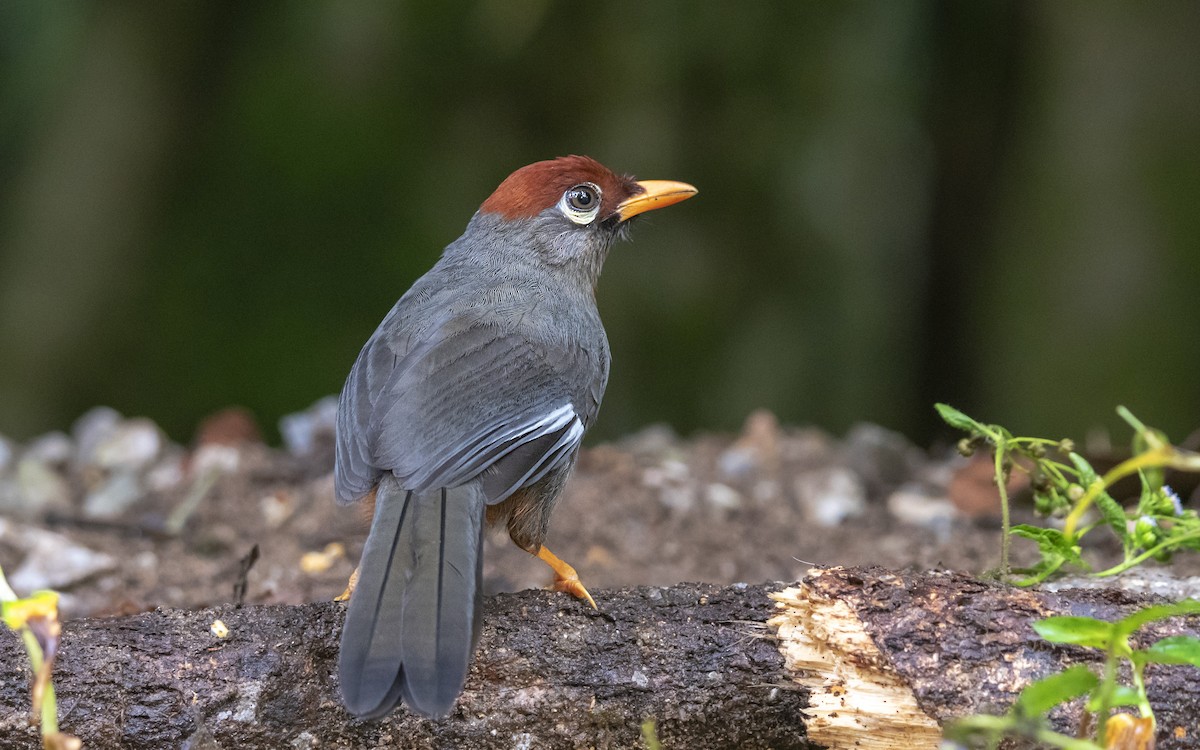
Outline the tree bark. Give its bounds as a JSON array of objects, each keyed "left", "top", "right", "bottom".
[
  {"left": 1, "top": 568, "right": 1198, "bottom": 749},
  {"left": 772, "top": 568, "right": 1200, "bottom": 750},
  {"left": 0, "top": 581, "right": 809, "bottom": 750}
]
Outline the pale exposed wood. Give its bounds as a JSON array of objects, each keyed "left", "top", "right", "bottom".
[{"left": 770, "top": 583, "right": 942, "bottom": 749}]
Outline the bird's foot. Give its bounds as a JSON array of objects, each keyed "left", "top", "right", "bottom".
[
  {"left": 534, "top": 545, "right": 597, "bottom": 609},
  {"left": 334, "top": 565, "right": 360, "bottom": 602}
]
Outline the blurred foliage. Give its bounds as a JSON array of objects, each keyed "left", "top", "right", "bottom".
[{"left": 0, "top": 1, "right": 1197, "bottom": 446}]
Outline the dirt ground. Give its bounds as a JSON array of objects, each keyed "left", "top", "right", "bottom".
[{"left": 1, "top": 405, "right": 1196, "bottom": 621}]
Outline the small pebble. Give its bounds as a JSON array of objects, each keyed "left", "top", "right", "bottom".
[
  {"left": 260, "top": 491, "right": 295, "bottom": 528},
  {"left": 660, "top": 459, "right": 689, "bottom": 482},
  {"left": 191, "top": 444, "right": 240, "bottom": 475},
  {"left": 82, "top": 470, "right": 143, "bottom": 519},
  {"left": 144, "top": 455, "right": 186, "bottom": 492},
  {"left": 279, "top": 396, "right": 338, "bottom": 455},
  {"left": 300, "top": 542, "right": 346, "bottom": 574},
  {"left": 886, "top": 483, "right": 958, "bottom": 531},
  {"left": 659, "top": 486, "right": 694, "bottom": 513},
  {"left": 1, "top": 520, "right": 117, "bottom": 591},
  {"left": 24, "top": 431, "right": 73, "bottom": 466},
  {"left": 289, "top": 732, "right": 319, "bottom": 750},
  {"left": 842, "top": 422, "right": 925, "bottom": 495},
  {"left": 616, "top": 423, "right": 679, "bottom": 458},
  {"left": 71, "top": 406, "right": 122, "bottom": 466},
  {"left": 794, "top": 466, "right": 867, "bottom": 527},
  {"left": 92, "top": 418, "right": 163, "bottom": 472},
  {"left": 15, "top": 457, "right": 73, "bottom": 514},
  {"left": 717, "top": 446, "right": 757, "bottom": 479},
  {"left": 705, "top": 483, "right": 742, "bottom": 510},
  {"left": 718, "top": 409, "right": 782, "bottom": 479}
]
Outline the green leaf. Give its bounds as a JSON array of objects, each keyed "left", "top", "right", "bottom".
[
  {"left": 1016, "top": 665, "right": 1098, "bottom": 716},
  {"left": 1093, "top": 490, "right": 1131, "bottom": 544},
  {"left": 1086, "top": 684, "right": 1142, "bottom": 711},
  {"left": 0, "top": 590, "right": 59, "bottom": 630},
  {"left": 1033, "top": 616, "right": 1114, "bottom": 648},
  {"left": 1138, "top": 635, "right": 1200, "bottom": 667},
  {"left": 1067, "top": 452, "right": 1099, "bottom": 485},
  {"left": 1115, "top": 600, "right": 1200, "bottom": 637},
  {"left": 1175, "top": 524, "right": 1200, "bottom": 552},
  {"left": 1011, "top": 525, "right": 1085, "bottom": 565},
  {"left": 1132, "top": 426, "right": 1170, "bottom": 456},
  {"left": 1139, "top": 460, "right": 1165, "bottom": 494},
  {"left": 934, "top": 403, "right": 987, "bottom": 434},
  {"left": 1135, "top": 472, "right": 1163, "bottom": 512},
  {"left": 1010, "top": 524, "right": 1052, "bottom": 542}
]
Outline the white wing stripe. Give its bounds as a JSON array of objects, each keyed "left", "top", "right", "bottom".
[
  {"left": 406, "top": 404, "right": 580, "bottom": 490},
  {"left": 491, "top": 415, "right": 584, "bottom": 499}
]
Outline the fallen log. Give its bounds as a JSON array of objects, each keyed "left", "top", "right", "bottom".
[{"left": 1, "top": 568, "right": 1197, "bottom": 749}]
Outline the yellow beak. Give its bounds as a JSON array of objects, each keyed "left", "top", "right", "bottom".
[{"left": 616, "top": 180, "right": 698, "bottom": 222}]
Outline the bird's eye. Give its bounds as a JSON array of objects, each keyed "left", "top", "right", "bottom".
[
  {"left": 567, "top": 187, "right": 595, "bottom": 210},
  {"left": 558, "top": 183, "right": 602, "bottom": 225}
]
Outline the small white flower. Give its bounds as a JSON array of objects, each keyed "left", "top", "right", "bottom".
[{"left": 1164, "top": 485, "right": 1184, "bottom": 516}]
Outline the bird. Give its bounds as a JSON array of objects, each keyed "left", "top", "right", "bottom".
[{"left": 334, "top": 155, "right": 697, "bottom": 720}]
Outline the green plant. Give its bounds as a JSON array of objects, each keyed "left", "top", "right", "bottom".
[
  {"left": 936, "top": 404, "right": 1200, "bottom": 585},
  {"left": 0, "top": 565, "right": 80, "bottom": 750},
  {"left": 945, "top": 600, "right": 1200, "bottom": 749},
  {"left": 641, "top": 718, "right": 662, "bottom": 750}
]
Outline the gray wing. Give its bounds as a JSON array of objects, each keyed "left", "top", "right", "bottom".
[{"left": 335, "top": 310, "right": 605, "bottom": 505}]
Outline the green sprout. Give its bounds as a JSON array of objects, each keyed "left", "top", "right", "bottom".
[
  {"left": 641, "top": 718, "right": 663, "bottom": 750},
  {"left": 945, "top": 600, "right": 1200, "bottom": 749},
  {"left": 936, "top": 404, "right": 1200, "bottom": 584},
  {"left": 0, "top": 565, "right": 80, "bottom": 750}
]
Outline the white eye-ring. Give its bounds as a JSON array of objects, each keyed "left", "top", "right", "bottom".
[{"left": 558, "top": 183, "right": 602, "bottom": 225}]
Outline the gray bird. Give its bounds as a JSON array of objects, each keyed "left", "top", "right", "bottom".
[{"left": 334, "top": 155, "right": 697, "bottom": 720}]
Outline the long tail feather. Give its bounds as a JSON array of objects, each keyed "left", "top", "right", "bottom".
[
  {"left": 399, "top": 484, "right": 485, "bottom": 717},
  {"left": 337, "top": 477, "right": 485, "bottom": 720},
  {"left": 338, "top": 477, "right": 414, "bottom": 718}
]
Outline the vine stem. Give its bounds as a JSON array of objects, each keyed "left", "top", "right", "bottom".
[
  {"left": 1094, "top": 529, "right": 1200, "bottom": 577},
  {"left": 947, "top": 715, "right": 1103, "bottom": 750},
  {"left": 1062, "top": 447, "right": 1173, "bottom": 539},
  {"left": 995, "top": 441, "right": 1011, "bottom": 575}
]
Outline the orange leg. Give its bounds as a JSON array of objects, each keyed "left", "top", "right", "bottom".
[
  {"left": 334, "top": 565, "right": 360, "bottom": 602},
  {"left": 534, "top": 546, "right": 597, "bottom": 609}
]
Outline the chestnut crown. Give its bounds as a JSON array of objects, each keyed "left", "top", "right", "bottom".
[{"left": 479, "top": 155, "right": 644, "bottom": 224}]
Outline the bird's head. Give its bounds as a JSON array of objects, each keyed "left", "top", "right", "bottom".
[{"left": 467, "top": 155, "right": 697, "bottom": 286}]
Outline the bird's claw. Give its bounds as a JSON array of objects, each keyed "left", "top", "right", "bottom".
[
  {"left": 549, "top": 575, "right": 598, "bottom": 610},
  {"left": 334, "top": 565, "right": 360, "bottom": 602},
  {"left": 534, "top": 545, "right": 597, "bottom": 609}
]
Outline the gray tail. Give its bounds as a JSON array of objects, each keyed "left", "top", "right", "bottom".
[{"left": 338, "top": 476, "right": 485, "bottom": 719}]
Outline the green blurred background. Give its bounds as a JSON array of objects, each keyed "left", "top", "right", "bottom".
[{"left": 1, "top": 1, "right": 1197, "bottom": 447}]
